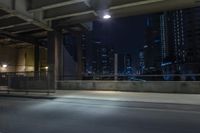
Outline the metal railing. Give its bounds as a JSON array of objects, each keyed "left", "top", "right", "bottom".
[
  {"left": 61, "top": 73, "right": 200, "bottom": 81},
  {"left": 1, "top": 72, "right": 200, "bottom": 95},
  {"left": 0, "top": 71, "right": 55, "bottom": 95}
]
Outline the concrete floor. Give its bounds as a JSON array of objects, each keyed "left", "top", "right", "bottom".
[
  {"left": 2, "top": 90, "right": 200, "bottom": 105},
  {"left": 1, "top": 96, "right": 200, "bottom": 133},
  {"left": 55, "top": 90, "right": 200, "bottom": 105}
]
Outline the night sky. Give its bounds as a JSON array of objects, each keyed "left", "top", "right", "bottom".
[{"left": 93, "top": 15, "right": 147, "bottom": 56}]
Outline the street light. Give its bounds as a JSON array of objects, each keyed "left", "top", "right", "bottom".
[
  {"left": 103, "top": 14, "right": 111, "bottom": 20},
  {"left": 45, "top": 66, "right": 48, "bottom": 70},
  {"left": 2, "top": 64, "right": 7, "bottom": 68}
]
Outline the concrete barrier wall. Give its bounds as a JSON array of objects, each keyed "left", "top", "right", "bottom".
[{"left": 57, "top": 81, "right": 200, "bottom": 94}]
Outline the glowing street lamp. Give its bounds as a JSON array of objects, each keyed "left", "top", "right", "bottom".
[
  {"left": 2, "top": 64, "right": 7, "bottom": 68},
  {"left": 45, "top": 66, "right": 48, "bottom": 70},
  {"left": 103, "top": 14, "right": 111, "bottom": 20}
]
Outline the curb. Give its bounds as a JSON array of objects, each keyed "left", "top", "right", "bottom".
[{"left": 0, "top": 93, "right": 56, "bottom": 100}]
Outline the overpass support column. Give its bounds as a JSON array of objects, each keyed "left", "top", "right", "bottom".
[
  {"left": 47, "top": 31, "right": 64, "bottom": 90},
  {"left": 76, "top": 33, "right": 83, "bottom": 80},
  {"left": 34, "top": 44, "right": 40, "bottom": 74}
]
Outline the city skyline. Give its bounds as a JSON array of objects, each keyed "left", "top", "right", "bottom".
[{"left": 80, "top": 6, "right": 200, "bottom": 77}]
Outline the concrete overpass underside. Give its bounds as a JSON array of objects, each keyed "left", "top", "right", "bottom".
[
  {"left": 0, "top": 0, "right": 200, "bottom": 89},
  {"left": 0, "top": 0, "right": 199, "bottom": 47}
]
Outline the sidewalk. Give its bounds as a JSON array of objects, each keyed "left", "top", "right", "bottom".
[
  {"left": 1, "top": 90, "right": 200, "bottom": 106},
  {"left": 55, "top": 90, "right": 200, "bottom": 105}
]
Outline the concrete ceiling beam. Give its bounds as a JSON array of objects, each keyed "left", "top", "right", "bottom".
[
  {"left": 44, "top": 11, "right": 97, "bottom": 21},
  {"left": 28, "top": 0, "right": 86, "bottom": 12},
  {"left": 0, "top": 22, "right": 30, "bottom": 30},
  {"left": 109, "top": 0, "right": 166, "bottom": 10},
  {"left": 108, "top": 0, "right": 198, "bottom": 18},
  {"left": 0, "top": 0, "right": 52, "bottom": 31},
  {"left": 0, "top": 30, "right": 42, "bottom": 45},
  {"left": 12, "top": 28, "right": 41, "bottom": 34},
  {"left": 0, "top": 14, "right": 14, "bottom": 20}
]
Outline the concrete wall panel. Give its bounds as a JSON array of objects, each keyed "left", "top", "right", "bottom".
[{"left": 57, "top": 81, "right": 200, "bottom": 94}]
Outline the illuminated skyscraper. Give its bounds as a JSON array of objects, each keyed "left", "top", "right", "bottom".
[
  {"left": 92, "top": 41, "right": 114, "bottom": 75},
  {"left": 160, "top": 7, "right": 200, "bottom": 75}
]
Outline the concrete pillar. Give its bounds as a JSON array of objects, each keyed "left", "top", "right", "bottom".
[
  {"left": 75, "top": 33, "right": 83, "bottom": 80},
  {"left": 47, "top": 31, "right": 64, "bottom": 89},
  {"left": 34, "top": 44, "right": 40, "bottom": 73}
]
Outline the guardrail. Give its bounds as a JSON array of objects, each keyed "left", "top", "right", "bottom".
[
  {"left": 1, "top": 72, "right": 200, "bottom": 94},
  {"left": 61, "top": 74, "right": 200, "bottom": 81},
  {"left": 0, "top": 72, "right": 55, "bottom": 95}
]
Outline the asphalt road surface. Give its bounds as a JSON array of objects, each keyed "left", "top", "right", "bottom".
[{"left": 1, "top": 96, "right": 200, "bottom": 133}]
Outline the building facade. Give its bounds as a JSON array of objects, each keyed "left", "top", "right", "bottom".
[
  {"left": 92, "top": 41, "right": 114, "bottom": 75},
  {"left": 160, "top": 7, "right": 200, "bottom": 78},
  {"left": 144, "top": 14, "right": 162, "bottom": 74}
]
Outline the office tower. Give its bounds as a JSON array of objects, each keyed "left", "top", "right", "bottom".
[
  {"left": 144, "top": 14, "right": 162, "bottom": 74},
  {"left": 160, "top": 7, "right": 200, "bottom": 75},
  {"left": 139, "top": 50, "right": 145, "bottom": 74},
  {"left": 124, "top": 54, "right": 133, "bottom": 75},
  {"left": 92, "top": 41, "right": 114, "bottom": 75}
]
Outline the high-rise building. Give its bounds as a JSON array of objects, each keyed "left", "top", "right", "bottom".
[
  {"left": 183, "top": 7, "right": 200, "bottom": 74},
  {"left": 144, "top": 14, "right": 162, "bottom": 74},
  {"left": 117, "top": 53, "right": 125, "bottom": 74},
  {"left": 160, "top": 12, "right": 177, "bottom": 75},
  {"left": 138, "top": 50, "right": 145, "bottom": 74},
  {"left": 160, "top": 12, "right": 176, "bottom": 64},
  {"left": 81, "top": 34, "right": 87, "bottom": 73},
  {"left": 92, "top": 41, "right": 114, "bottom": 75},
  {"left": 124, "top": 54, "right": 133, "bottom": 75},
  {"left": 160, "top": 7, "right": 200, "bottom": 75}
]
